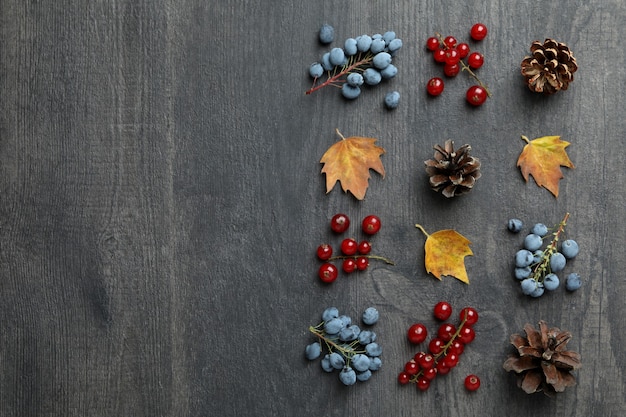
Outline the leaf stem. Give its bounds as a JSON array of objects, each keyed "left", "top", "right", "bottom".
[
  {"left": 415, "top": 224, "right": 430, "bottom": 238},
  {"left": 521, "top": 135, "right": 530, "bottom": 144}
]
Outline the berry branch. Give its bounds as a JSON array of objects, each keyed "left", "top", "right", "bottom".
[
  {"left": 306, "top": 52, "right": 374, "bottom": 95},
  {"left": 328, "top": 254, "right": 395, "bottom": 265},
  {"left": 309, "top": 322, "right": 365, "bottom": 360},
  {"left": 529, "top": 212, "right": 570, "bottom": 284}
]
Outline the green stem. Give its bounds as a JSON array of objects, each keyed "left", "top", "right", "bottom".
[
  {"left": 328, "top": 254, "right": 395, "bottom": 265},
  {"left": 531, "top": 212, "right": 570, "bottom": 283}
]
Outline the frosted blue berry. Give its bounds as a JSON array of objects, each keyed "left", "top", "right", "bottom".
[
  {"left": 339, "top": 366, "right": 357, "bottom": 385},
  {"left": 370, "top": 38, "right": 386, "bottom": 53},
  {"left": 346, "top": 72, "right": 364, "bottom": 87},
  {"left": 362, "top": 307, "right": 379, "bottom": 325},
  {"left": 329, "top": 47, "right": 346, "bottom": 66},
  {"left": 382, "top": 31, "right": 396, "bottom": 44},
  {"left": 388, "top": 38, "right": 403, "bottom": 54},
  {"left": 319, "top": 24, "right": 335, "bottom": 44},
  {"left": 321, "top": 52, "right": 333, "bottom": 71},
  {"left": 515, "top": 266, "right": 532, "bottom": 280},
  {"left": 521, "top": 278, "right": 537, "bottom": 295},
  {"left": 373, "top": 52, "right": 392, "bottom": 69},
  {"left": 380, "top": 64, "right": 398, "bottom": 79},
  {"left": 356, "top": 369, "right": 372, "bottom": 382},
  {"left": 341, "top": 84, "right": 361, "bottom": 100},
  {"left": 363, "top": 68, "right": 382, "bottom": 85},
  {"left": 515, "top": 249, "right": 534, "bottom": 267},
  {"left": 524, "top": 233, "right": 543, "bottom": 251},
  {"left": 329, "top": 352, "right": 345, "bottom": 369},
  {"left": 561, "top": 239, "right": 579, "bottom": 259},
  {"left": 324, "top": 317, "right": 344, "bottom": 335},
  {"left": 543, "top": 273, "right": 560, "bottom": 291},
  {"left": 305, "top": 342, "right": 322, "bottom": 360},
  {"left": 566, "top": 273, "right": 582, "bottom": 291},
  {"left": 339, "top": 324, "right": 361, "bottom": 342},
  {"left": 531, "top": 223, "right": 549, "bottom": 236},
  {"left": 550, "top": 252, "right": 566, "bottom": 272},
  {"left": 322, "top": 306, "right": 339, "bottom": 322},
  {"left": 384, "top": 91, "right": 400, "bottom": 109},
  {"left": 530, "top": 284, "right": 545, "bottom": 298},
  {"left": 309, "top": 62, "right": 324, "bottom": 78},
  {"left": 344, "top": 38, "right": 358, "bottom": 56},
  {"left": 321, "top": 354, "right": 334, "bottom": 372},
  {"left": 338, "top": 315, "right": 352, "bottom": 327},
  {"left": 533, "top": 250, "right": 544, "bottom": 263},
  {"left": 351, "top": 353, "right": 371, "bottom": 372},
  {"left": 365, "top": 342, "right": 383, "bottom": 357},
  {"left": 356, "top": 34, "right": 372, "bottom": 52},
  {"left": 508, "top": 218, "right": 523, "bottom": 233},
  {"left": 372, "top": 33, "right": 383, "bottom": 40},
  {"left": 368, "top": 356, "right": 382, "bottom": 371}
]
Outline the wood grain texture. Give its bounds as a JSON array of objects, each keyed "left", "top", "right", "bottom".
[{"left": 1, "top": 0, "right": 625, "bottom": 416}]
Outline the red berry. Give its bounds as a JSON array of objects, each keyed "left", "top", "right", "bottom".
[
  {"left": 413, "top": 351, "right": 426, "bottom": 362},
  {"left": 466, "top": 85, "right": 488, "bottom": 106},
  {"left": 458, "top": 325, "right": 476, "bottom": 344},
  {"left": 456, "top": 42, "right": 470, "bottom": 58},
  {"left": 416, "top": 376, "right": 431, "bottom": 391},
  {"left": 428, "top": 337, "right": 444, "bottom": 355},
  {"left": 470, "top": 23, "right": 488, "bottom": 41},
  {"left": 342, "top": 258, "right": 357, "bottom": 273},
  {"left": 443, "top": 353, "right": 459, "bottom": 368},
  {"left": 460, "top": 306, "right": 479, "bottom": 326},
  {"left": 340, "top": 238, "right": 358, "bottom": 255},
  {"left": 467, "top": 52, "right": 484, "bottom": 69},
  {"left": 404, "top": 360, "right": 419, "bottom": 375},
  {"left": 443, "top": 63, "right": 460, "bottom": 77},
  {"left": 407, "top": 323, "right": 428, "bottom": 344},
  {"left": 464, "top": 374, "right": 481, "bottom": 391},
  {"left": 362, "top": 215, "right": 381, "bottom": 235},
  {"left": 426, "top": 36, "right": 440, "bottom": 51},
  {"left": 436, "top": 360, "right": 450, "bottom": 375},
  {"left": 423, "top": 366, "right": 438, "bottom": 380},
  {"left": 316, "top": 244, "right": 333, "bottom": 260},
  {"left": 433, "top": 48, "right": 447, "bottom": 63},
  {"left": 444, "top": 48, "right": 460, "bottom": 65},
  {"left": 437, "top": 323, "right": 457, "bottom": 342},
  {"left": 417, "top": 353, "right": 435, "bottom": 370},
  {"left": 330, "top": 213, "right": 350, "bottom": 233},
  {"left": 443, "top": 35, "right": 457, "bottom": 48},
  {"left": 449, "top": 339, "right": 465, "bottom": 355},
  {"left": 398, "top": 372, "right": 411, "bottom": 385},
  {"left": 433, "top": 301, "right": 452, "bottom": 321},
  {"left": 356, "top": 256, "right": 369, "bottom": 271},
  {"left": 318, "top": 263, "right": 338, "bottom": 283},
  {"left": 357, "top": 240, "right": 372, "bottom": 255},
  {"left": 426, "top": 77, "right": 445, "bottom": 96}
]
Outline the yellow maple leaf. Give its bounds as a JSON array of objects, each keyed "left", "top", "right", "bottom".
[
  {"left": 415, "top": 224, "right": 473, "bottom": 284},
  {"left": 320, "top": 129, "right": 386, "bottom": 200},
  {"left": 517, "top": 135, "right": 575, "bottom": 198}
]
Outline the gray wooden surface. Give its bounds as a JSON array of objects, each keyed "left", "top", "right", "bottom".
[{"left": 1, "top": 0, "right": 625, "bottom": 416}]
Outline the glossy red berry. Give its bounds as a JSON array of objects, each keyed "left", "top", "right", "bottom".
[
  {"left": 433, "top": 48, "right": 447, "bottom": 63},
  {"left": 427, "top": 77, "right": 445, "bottom": 96},
  {"left": 443, "top": 63, "right": 460, "bottom": 77},
  {"left": 342, "top": 258, "right": 357, "bottom": 273},
  {"left": 318, "top": 263, "right": 338, "bottom": 283},
  {"left": 426, "top": 36, "right": 440, "bottom": 51},
  {"left": 423, "top": 366, "right": 438, "bottom": 380},
  {"left": 467, "top": 52, "right": 484, "bottom": 69},
  {"left": 449, "top": 339, "right": 465, "bottom": 355},
  {"left": 428, "top": 337, "right": 444, "bottom": 355},
  {"left": 464, "top": 374, "right": 481, "bottom": 391},
  {"left": 356, "top": 256, "right": 369, "bottom": 271},
  {"left": 316, "top": 244, "right": 333, "bottom": 260},
  {"left": 443, "top": 35, "right": 457, "bottom": 48},
  {"left": 460, "top": 306, "right": 479, "bottom": 326},
  {"left": 436, "top": 360, "right": 450, "bottom": 375},
  {"left": 398, "top": 371, "right": 411, "bottom": 385},
  {"left": 330, "top": 213, "right": 350, "bottom": 233},
  {"left": 416, "top": 376, "right": 431, "bottom": 391},
  {"left": 357, "top": 240, "right": 372, "bottom": 255},
  {"left": 466, "top": 85, "right": 488, "bottom": 106},
  {"left": 444, "top": 48, "right": 460, "bottom": 65},
  {"left": 470, "top": 23, "right": 488, "bottom": 41},
  {"left": 442, "top": 353, "right": 459, "bottom": 368},
  {"left": 456, "top": 42, "right": 470, "bottom": 58},
  {"left": 437, "top": 323, "right": 457, "bottom": 342},
  {"left": 407, "top": 323, "right": 428, "bottom": 344},
  {"left": 458, "top": 325, "right": 476, "bottom": 344},
  {"left": 362, "top": 215, "right": 381, "bottom": 235},
  {"left": 404, "top": 360, "right": 419, "bottom": 375},
  {"left": 433, "top": 301, "right": 452, "bottom": 321},
  {"left": 340, "top": 238, "right": 358, "bottom": 255},
  {"left": 417, "top": 353, "right": 435, "bottom": 370}
]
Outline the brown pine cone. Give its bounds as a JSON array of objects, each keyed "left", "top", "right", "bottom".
[
  {"left": 503, "top": 320, "right": 581, "bottom": 395},
  {"left": 424, "top": 140, "right": 481, "bottom": 198},
  {"left": 521, "top": 39, "right": 578, "bottom": 94}
]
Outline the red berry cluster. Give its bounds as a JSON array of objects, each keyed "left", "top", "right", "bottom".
[
  {"left": 398, "top": 301, "right": 480, "bottom": 392},
  {"left": 317, "top": 214, "right": 393, "bottom": 283},
  {"left": 425, "top": 23, "right": 491, "bottom": 106}
]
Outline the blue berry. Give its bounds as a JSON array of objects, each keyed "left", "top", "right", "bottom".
[
  {"left": 356, "top": 370, "right": 372, "bottom": 382},
  {"left": 524, "top": 233, "right": 543, "bottom": 251},
  {"left": 329, "top": 352, "right": 345, "bottom": 369},
  {"left": 533, "top": 250, "right": 544, "bottom": 263},
  {"left": 319, "top": 24, "right": 335, "bottom": 44},
  {"left": 382, "top": 31, "right": 396, "bottom": 44},
  {"left": 372, "top": 33, "right": 383, "bottom": 40},
  {"left": 362, "top": 68, "right": 382, "bottom": 85},
  {"left": 344, "top": 38, "right": 358, "bottom": 56},
  {"left": 358, "top": 330, "right": 376, "bottom": 344},
  {"left": 341, "top": 84, "right": 361, "bottom": 100},
  {"left": 346, "top": 72, "right": 364, "bottom": 87},
  {"left": 305, "top": 342, "right": 322, "bottom": 360},
  {"left": 329, "top": 47, "right": 346, "bottom": 66},
  {"left": 368, "top": 356, "right": 382, "bottom": 371},
  {"left": 365, "top": 342, "right": 382, "bottom": 357},
  {"left": 338, "top": 315, "right": 352, "bottom": 327},
  {"left": 339, "top": 366, "right": 357, "bottom": 385},
  {"left": 380, "top": 64, "right": 397, "bottom": 80},
  {"left": 508, "top": 218, "right": 523, "bottom": 233},
  {"left": 566, "top": 273, "right": 582, "bottom": 291},
  {"left": 370, "top": 38, "right": 386, "bottom": 53},
  {"left": 521, "top": 278, "right": 537, "bottom": 295},
  {"left": 384, "top": 91, "right": 400, "bottom": 109},
  {"left": 543, "top": 273, "right": 560, "bottom": 291},
  {"left": 339, "top": 324, "right": 361, "bottom": 342},
  {"left": 514, "top": 266, "right": 532, "bottom": 280},
  {"left": 356, "top": 35, "right": 372, "bottom": 52},
  {"left": 351, "top": 354, "right": 371, "bottom": 372},
  {"left": 324, "top": 317, "right": 344, "bottom": 335},
  {"left": 388, "top": 38, "right": 403, "bottom": 54},
  {"left": 322, "top": 307, "right": 339, "bottom": 322},
  {"left": 321, "top": 354, "right": 334, "bottom": 372},
  {"left": 309, "top": 62, "right": 324, "bottom": 78},
  {"left": 531, "top": 223, "right": 549, "bottom": 236},
  {"left": 561, "top": 239, "right": 579, "bottom": 259},
  {"left": 515, "top": 249, "right": 534, "bottom": 267},
  {"left": 550, "top": 252, "right": 566, "bottom": 272},
  {"left": 321, "top": 52, "right": 334, "bottom": 71},
  {"left": 530, "top": 284, "right": 545, "bottom": 298},
  {"left": 372, "top": 52, "right": 392, "bottom": 69},
  {"left": 362, "top": 307, "right": 379, "bottom": 325}
]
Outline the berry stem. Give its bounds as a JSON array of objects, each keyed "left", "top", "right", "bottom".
[
  {"left": 305, "top": 52, "right": 374, "bottom": 95},
  {"left": 328, "top": 254, "right": 395, "bottom": 265},
  {"left": 308, "top": 323, "right": 365, "bottom": 359},
  {"left": 530, "top": 212, "right": 570, "bottom": 283}
]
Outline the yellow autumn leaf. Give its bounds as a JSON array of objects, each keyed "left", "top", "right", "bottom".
[
  {"left": 320, "top": 129, "right": 386, "bottom": 200},
  {"left": 517, "top": 135, "right": 575, "bottom": 197},
  {"left": 416, "top": 224, "right": 473, "bottom": 284}
]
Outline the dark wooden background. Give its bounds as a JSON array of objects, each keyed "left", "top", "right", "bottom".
[{"left": 1, "top": 0, "right": 625, "bottom": 416}]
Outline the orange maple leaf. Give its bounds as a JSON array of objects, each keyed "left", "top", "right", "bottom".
[
  {"left": 320, "top": 129, "right": 386, "bottom": 200},
  {"left": 517, "top": 135, "right": 575, "bottom": 197},
  {"left": 415, "top": 224, "right": 473, "bottom": 284}
]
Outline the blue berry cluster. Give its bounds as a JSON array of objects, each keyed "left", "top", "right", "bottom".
[
  {"left": 307, "top": 25, "right": 402, "bottom": 108},
  {"left": 305, "top": 307, "right": 383, "bottom": 386},
  {"left": 508, "top": 215, "right": 582, "bottom": 297}
]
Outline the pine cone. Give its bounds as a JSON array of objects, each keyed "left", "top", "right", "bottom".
[
  {"left": 503, "top": 320, "right": 582, "bottom": 395},
  {"left": 521, "top": 39, "right": 578, "bottom": 94},
  {"left": 424, "top": 140, "right": 481, "bottom": 198}
]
